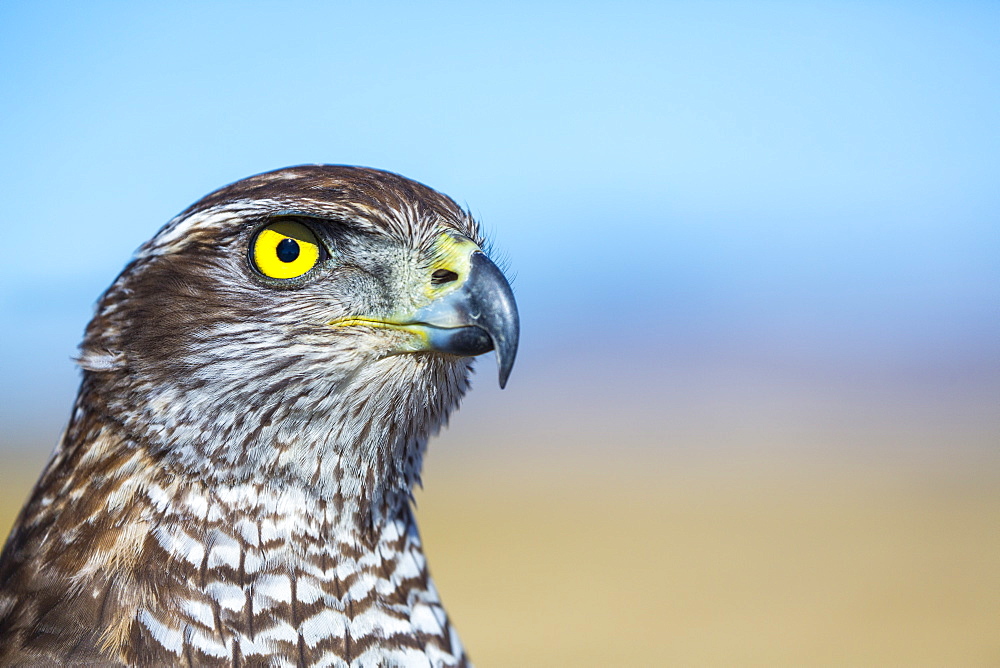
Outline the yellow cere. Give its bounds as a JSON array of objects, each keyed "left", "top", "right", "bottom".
[
  {"left": 252, "top": 221, "right": 321, "bottom": 279},
  {"left": 426, "top": 232, "right": 480, "bottom": 299}
]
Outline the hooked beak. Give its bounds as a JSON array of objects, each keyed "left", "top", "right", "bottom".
[
  {"left": 329, "top": 248, "right": 520, "bottom": 388},
  {"left": 409, "top": 251, "right": 520, "bottom": 388}
]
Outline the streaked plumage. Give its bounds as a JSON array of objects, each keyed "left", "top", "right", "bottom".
[{"left": 0, "top": 166, "right": 518, "bottom": 666}]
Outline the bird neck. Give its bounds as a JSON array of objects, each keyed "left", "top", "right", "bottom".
[
  {"left": 19, "top": 408, "right": 458, "bottom": 662},
  {"left": 75, "top": 361, "right": 464, "bottom": 534}
]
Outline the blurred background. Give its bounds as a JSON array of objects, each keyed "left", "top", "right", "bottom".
[{"left": 1, "top": 2, "right": 998, "bottom": 665}]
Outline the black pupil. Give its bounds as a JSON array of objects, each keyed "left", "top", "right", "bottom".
[{"left": 276, "top": 238, "right": 300, "bottom": 263}]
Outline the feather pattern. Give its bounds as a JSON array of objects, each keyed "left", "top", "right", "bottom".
[{"left": 0, "top": 166, "right": 499, "bottom": 666}]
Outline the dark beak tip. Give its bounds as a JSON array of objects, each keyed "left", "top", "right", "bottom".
[
  {"left": 494, "top": 332, "right": 518, "bottom": 389},
  {"left": 466, "top": 252, "right": 519, "bottom": 390}
]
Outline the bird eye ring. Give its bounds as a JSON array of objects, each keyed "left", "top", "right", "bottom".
[{"left": 251, "top": 221, "right": 322, "bottom": 279}]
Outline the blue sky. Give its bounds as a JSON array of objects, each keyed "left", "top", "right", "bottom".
[{"left": 2, "top": 2, "right": 998, "bottom": 446}]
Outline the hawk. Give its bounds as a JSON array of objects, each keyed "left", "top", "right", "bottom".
[{"left": 0, "top": 166, "right": 518, "bottom": 666}]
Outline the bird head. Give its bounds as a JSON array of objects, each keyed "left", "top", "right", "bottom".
[{"left": 76, "top": 166, "right": 518, "bottom": 521}]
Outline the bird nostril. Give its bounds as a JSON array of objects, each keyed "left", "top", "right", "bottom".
[{"left": 431, "top": 268, "right": 459, "bottom": 285}]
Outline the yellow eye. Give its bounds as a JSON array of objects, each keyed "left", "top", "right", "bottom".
[{"left": 252, "top": 221, "right": 322, "bottom": 279}]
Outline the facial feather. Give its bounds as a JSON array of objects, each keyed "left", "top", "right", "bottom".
[{"left": 0, "top": 165, "right": 514, "bottom": 666}]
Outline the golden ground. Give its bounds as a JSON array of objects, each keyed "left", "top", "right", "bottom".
[
  {"left": 417, "top": 450, "right": 1000, "bottom": 667},
  {"left": 2, "top": 448, "right": 998, "bottom": 666}
]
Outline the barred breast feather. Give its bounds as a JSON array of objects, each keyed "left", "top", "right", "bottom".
[{"left": 0, "top": 165, "right": 519, "bottom": 666}]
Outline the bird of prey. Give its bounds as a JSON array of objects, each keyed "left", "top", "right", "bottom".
[{"left": 0, "top": 166, "right": 518, "bottom": 667}]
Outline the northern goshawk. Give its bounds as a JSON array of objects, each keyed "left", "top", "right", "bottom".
[{"left": 0, "top": 166, "right": 518, "bottom": 666}]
